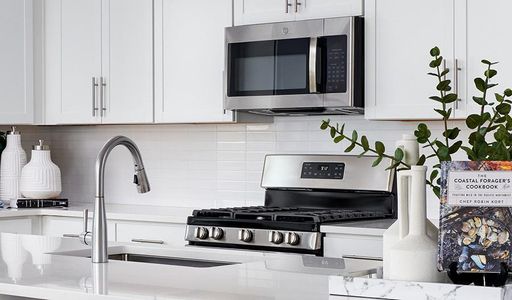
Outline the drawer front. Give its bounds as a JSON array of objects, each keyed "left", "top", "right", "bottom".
[
  {"left": 42, "top": 216, "right": 115, "bottom": 240},
  {"left": 116, "top": 222, "right": 186, "bottom": 246},
  {"left": 324, "top": 235, "right": 383, "bottom": 259},
  {"left": 0, "top": 218, "right": 32, "bottom": 234}
]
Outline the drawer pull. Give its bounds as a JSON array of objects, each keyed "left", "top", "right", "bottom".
[
  {"left": 131, "top": 238, "right": 164, "bottom": 244},
  {"left": 63, "top": 234, "right": 79, "bottom": 238}
]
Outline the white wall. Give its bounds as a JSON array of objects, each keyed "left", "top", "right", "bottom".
[{"left": 5, "top": 116, "right": 469, "bottom": 220}]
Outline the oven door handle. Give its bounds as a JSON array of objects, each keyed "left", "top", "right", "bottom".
[{"left": 309, "top": 37, "right": 318, "bottom": 93}]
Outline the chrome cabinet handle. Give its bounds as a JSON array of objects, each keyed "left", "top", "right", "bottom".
[
  {"left": 63, "top": 234, "right": 79, "bottom": 238},
  {"left": 309, "top": 37, "right": 318, "bottom": 93},
  {"left": 131, "top": 238, "right": 165, "bottom": 245},
  {"left": 92, "top": 77, "right": 99, "bottom": 116},
  {"left": 295, "top": 0, "right": 301, "bottom": 13},
  {"left": 285, "top": 0, "right": 292, "bottom": 13},
  {"left": 100, "top": 77, "right": 107, "bottom": 117},
  {"left": 454, "top": 59, "right": 462, "bottom": 109}
]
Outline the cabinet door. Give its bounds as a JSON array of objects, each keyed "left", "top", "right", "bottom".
[
  {"left": 295, "top": 0, "right": 363, "bottom": 20},
  {"left": 116, "top": 222, "right": 186, "bottom": 246},
  {"left": 234, "top": 0, "right": 295, "bottom": 26},
  {"left": 45, "top": 0, "right": 102, "bottom": 124},
  {"left": 101, "top": 0, "right": 154, "bottom": 124},
  {"left": 155, "top": 0, "right": 233, "bottom": 123},
  {"left": 0, "top": 0, "right": 34, "bottom": 124},
  {"left": 42, "top": 216, "right": 116, "bottom": 241},
  {"left": 0, "top": 218, "right": 32, "bottom": 234},
  {"left": 364, "top": 0, "right": 456, "bottom": 120},
  {"left": 463, "top": 0, "right": 512, "bottom": 116}
]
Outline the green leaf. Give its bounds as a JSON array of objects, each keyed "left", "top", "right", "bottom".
[
  {"left": 443, "top": 93, "right": 458, "bottom": 103},
  {"left": 449, "top": 141, "right": 462, "bottom": 154},
  {"left": 432, "top": 186, "right": 441, "bottom": 199},
  {"left": 361, "top": 136, "right": 369, "bottom": 151},
  {"left": 320, "top": 120, "right": 329, "bottom": 130},
  {"left": 333, "top": 136, "right": 344, "bottom": 143},
  {"left": 430, "top": 170, "right": 439, "bottom": 183},
  {"left": 481, "top": 59, "right": 492, "bottom": 65},
  {"left": 487, "top": 83, "right": 498, "bottom": 89},
  {"left": 372, "top": 156, "right": 383, "bottom": 167},
  {"left": 430, "top": 47, "right": 440, "bottom": 56},
  {"left": 475, "top": 77, "right": 486, "bottom": 92},
  {"left": 437, "top": 80, "right": 451, "bottom": 92},
  {"left": 497, "top": 103, "right": 511, "bottom": 115},
  {"left": 495, "top": 93, "right": 505, "bottom": 102},
  {"left": 466, "top": 114, "right": 482, "bottom": 129},
  {"left": 345, "top": 142, "right": 356, "bottom": 153},
  {"left": 429, "top": 96, "right": 443, "bottom": 102},
  {"left": 357, "top": 150, "right": 368, "bottom": 158},
  {"left": 485, "top": 69, "right": 498, "bottom": 78},
  {"left": 443, "top": 128, "right": 461, "bottom": 140},
  {"left": 375, "top": 141, "right": 385, "bottom": 155},
  {"left": 440, "top": 68, "right": 449, "bottom": 77},
  {"left": 330, "top": 127, "right": 336, "bottom": 138},
  {"left": 505, "top": 89, "right": 512, "bottom": 97},
  {"left": 394, "top": 148, "right": 404, "bottom": 162},
  {"left": 437, "top": 146, "right": 450, "bottom": 161},
  {"left": 472, "top": 96, "right": 488, "bottom": 106},
  {"left": 351, "top": 130, "right": 358, "bottom": 142},
  {"left": 427, "top": 72, "right": 439, "bottom": 77},
  {"left": 429, "top": 57, "right": 443, "bottom": 68},
  {"left": 416, "top": 154, "right": 426, "bottom": 166},
  {"left": 461, "top": 146, "right": 477, "bottom": 160}
]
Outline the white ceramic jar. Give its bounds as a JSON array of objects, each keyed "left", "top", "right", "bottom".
[
  {"left": 0, "top": 127, "right": 27, "bottom": 204},
  {"left": 20, "top": 140, "right": 61, "bottom": 199}
]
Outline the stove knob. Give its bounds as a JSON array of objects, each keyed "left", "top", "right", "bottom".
[
  {"left": 210, "top": 227, "right": 224, "bottom": 240},
  {"left": 194, "top": 227, "right": 209, "bottom": 240},
  {"left": 238, "top": 229, "right": 253, "bottom": 243},
  {"left": 269, "top": 231, "right": 284, "bottom": 244},
  {"left": 286, "top": 232, "right": 300, "bottom": 246}
]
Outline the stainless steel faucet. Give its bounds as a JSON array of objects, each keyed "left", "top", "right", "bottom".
[{"left": 80, "top": 136, "right": 150, "bottom": 263}]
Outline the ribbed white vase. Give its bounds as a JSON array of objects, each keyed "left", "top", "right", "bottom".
[
  {"left": 0, "top": 128, "right": 27, "bottom": 203},
  {"left": 20, "top": 140, "right": 61, "bottom": 199}
]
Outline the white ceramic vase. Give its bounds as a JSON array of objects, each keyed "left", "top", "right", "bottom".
[
  {"left": 0, "top": 127, "right": 27, "bottom": 204},
  {"left": 20, "top": 140, "right": 61, "bottom": 199},
  {"left": 386, "top": 166, "right": 443, "bottom": 282}
]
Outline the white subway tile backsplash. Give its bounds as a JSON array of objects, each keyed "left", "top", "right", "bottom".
[{"left": 10, "top": 116, "right": 457, "bottom": 219}]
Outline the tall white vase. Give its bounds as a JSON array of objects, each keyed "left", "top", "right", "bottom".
[
  {"left": 20, "top": 140, "right": 62, "bottom": 199},
  {"left": 383, "top": 134, "right": 438, "bottom": 279},
  {"left": 0, "top": 127, "right": 27, "bottom": 204},
  {"left": 387, "top": 166, "right": 443, "bottom": 282}
]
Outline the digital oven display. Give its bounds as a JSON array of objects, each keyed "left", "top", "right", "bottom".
[{"left": 301, "top": 162, "right": 344, "bottom": 179}]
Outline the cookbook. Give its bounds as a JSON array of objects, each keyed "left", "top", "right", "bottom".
[{"left": 438, "top": 161, "right": 512, "bottom": 273}]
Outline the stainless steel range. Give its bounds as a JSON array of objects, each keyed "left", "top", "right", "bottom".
[{"left": 185, "top": 154, "right": 396, "bottom": 255}]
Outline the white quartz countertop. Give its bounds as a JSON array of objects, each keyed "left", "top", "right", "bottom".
[
  {"left": 0, "top": 233, "right": 381, "bottom": 300},
  {"left": 0, "top": 203, "right": 194, "bottom": 223}
]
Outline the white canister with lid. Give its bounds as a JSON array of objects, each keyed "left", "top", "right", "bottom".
[
  {"left": 0, "top": 127, "right": 27, "bottom": 204},
  {"left": 20, "top": 140, "right": 62, "bottom": 199}
]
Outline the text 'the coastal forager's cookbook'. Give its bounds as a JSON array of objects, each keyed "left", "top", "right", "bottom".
[{"left": 438, "top": 161, "right": 512, "bottom": 273}]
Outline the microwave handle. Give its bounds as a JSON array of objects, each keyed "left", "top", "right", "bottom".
[{"left": 309, "top": 37, "right": 318, "bottom": 93}]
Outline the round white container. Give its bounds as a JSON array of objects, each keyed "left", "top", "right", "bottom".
[
  {"left": 0, "top": 127, "right": 27, "bottom": 203},
  {"left": 20, "top": 140, "right": 61, "bottom": 199}
]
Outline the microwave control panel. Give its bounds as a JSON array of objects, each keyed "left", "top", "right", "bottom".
[
  {"left": 324, "top": 35, "right": 347, "bottom": 93},
  {"left": 301, "top": 162, "right": 345, "bottom": 179}
]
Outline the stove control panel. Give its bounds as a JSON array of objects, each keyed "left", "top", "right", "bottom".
[
  {"left": 185, "top": 225, "right": 321, "bottom": 251},
  {"left": 301, "top": 162, "right": 345, "bottom": 179}
]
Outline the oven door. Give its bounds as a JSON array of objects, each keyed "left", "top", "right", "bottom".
[{"left": 225, "top": 20, "right": 324, "bottom": 111}]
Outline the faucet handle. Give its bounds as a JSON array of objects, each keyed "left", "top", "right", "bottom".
[{"left": 83, "top": 209, "right": 89, "bottom": 233}]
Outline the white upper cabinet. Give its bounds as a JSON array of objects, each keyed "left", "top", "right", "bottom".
[
  {"left": 44, "top": 0, "right": 153, "bottom": 125},
  {"left": 364, "top": 0, "right": 459, "bottom": 120},
  {"left": 0, "top": 0, "right": 34, "bottom": 124},
  {"left": 45, "top": 0, "right": 102, "bottom": 124},
  {"left": 154, "top": 0, "right": 234, "bottom": 123},
  {"left": 234, "top": 0, "right": 362, "bottom": 26},
  {"left": 462, "top": 0, "right": 512, "bottom": 115},
  {"left": 101, "top": 0, "right": 153, "bottom": 124}
]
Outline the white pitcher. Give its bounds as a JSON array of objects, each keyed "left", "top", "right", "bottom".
[
  {"left": 382, "top": 135, "right": 439, "bottom": 279},
  {"left": 387, "top": 166, "right": 443, "bottom": 282}
]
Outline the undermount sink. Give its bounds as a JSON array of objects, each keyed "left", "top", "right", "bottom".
[
  {"left": 106, "top": 253, "right": 239, "bottom": 268},
  {"left": 51, "top": 245, "right": 247, "bottom": 268}
]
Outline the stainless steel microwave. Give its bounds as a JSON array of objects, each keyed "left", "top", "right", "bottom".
[{"left": 224, "top": 17, "right": 363, "bottom": 116}]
